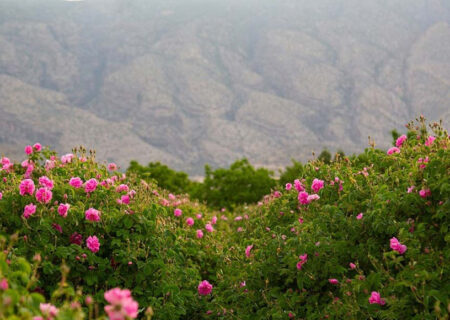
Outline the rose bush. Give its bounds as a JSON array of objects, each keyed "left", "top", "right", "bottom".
[
  {"left": 0, "top": 147, "right": 221, "bottom": 319},
  {"left": 0, "top": 118, "right": 448, "bottom": 319},
  {"left": 208, "top": 119, "right": 449, "bottom": 319}
]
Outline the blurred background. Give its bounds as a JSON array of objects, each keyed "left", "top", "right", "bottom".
[{"left": 0, "top": 0, "right": 449, "bottom": 175}]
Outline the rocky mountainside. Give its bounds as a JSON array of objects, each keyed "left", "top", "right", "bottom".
[{"left": 1, "top": 0, "right": 449, "bottom": 174}]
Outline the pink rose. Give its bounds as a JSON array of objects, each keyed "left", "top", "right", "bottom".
[
  {"left": 45, "top": 160, "right": 56, "bottom": 171},
  {"left": 116, "top": 184, "right": 129, "bottom": 193},
  {"left": 23, "top": 203, "right": 37, "bottom": 219},
  {"left": 40, "top": 303, "right": 59, "bottom": 319},
  {"left": 35, "top": 187, "right": 52, "bottom": 204},
  {"left": 86, "top": 236, "right": 100, "bottom": 253},
  {"left": 425, "top": 136, "right": 435, "bottom": 146},
  {"left": 205, "top": 223, "right": 214, "bottom": 232},
  {"left": 69, "top": 177, "right": 83, "bottom": 188},
  {"left": 387, "top": 147, "right": 400, "bottom": 155},
  {"left": 119, "top": 195, "right": 130, "bottom": 205},
  {"left": 311, "top": 178, "right": 324, "bottom": 193},
  {"left": 61, "top": 153, "right": 74, "bottom": 164},
  {"left": 58, "top": 203, "right": 70, "bottom": 217},
  {"left": 174, "top": 208, "right": 182, "bottom": 217},
  {"left": 19, "top": 179, "right": 35, "bottom": 196},
  {"left": 395, "top": 135, "right": 407, "bottom": 147},
  {"left": 390, "top": 237, "right": 407, "bottom": 254},
  {"left": 285, "top": 183, "right": 292, "bottom": 190},
  {"left": 294, "top": 179, "right": 304, "bottom": 192},
  {"left": 198, "top": 280, "right": 213, "bottom": 296},
  {"left": 419, "top": 189, "right": 431, "bottom": 198},
  {"left": 368, "top": 291, "right": 385, "bottom": 305},
  {"left": 33, "top": 143, "right": 42, "bottom": 151},
  {"left": 307, "top": 194, "right": 320, "bottom": 202},
  {"left": 104, "top": 288, "right": 139, "bottom": 319},
  {"left": 25, "top": 145, "right": 33, "bottom": 155},
  {"left": 85, "top": 208, "right": 101, "bottom": 222},
  {"left": 328, "top": 279, "right": 339, "bottom": 284},
  {"left": 0, "top": 278, "right": 9, "bottom": 290},
  {"left": 38, "top": 176, "right": 54, "bottom": 189},
  {"left": 245, "top": 245, "right": 253, "bottom": 258},
  {"left": 298, "top": 191, "right": 310, "bottom": 205},
  {"left": 186, "top": 217, "right": 194, "bottom": 226},
  {"left": 196, "top": 229, "right": 204, "bottom": 239},
  {"left": 297, "top": 254, "right": 308, "bottom": 270},
  {"left": 84, "top": 178, "right": 98, "bottom": 193}
]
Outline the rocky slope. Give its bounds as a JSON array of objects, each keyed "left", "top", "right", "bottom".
[{"left": 0, "top": 0, "right": 449, "bottom": 174}]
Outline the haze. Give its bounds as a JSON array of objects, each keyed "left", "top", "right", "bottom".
[{"left": 0, "top": 0, "right": 449, "bottom": 174}]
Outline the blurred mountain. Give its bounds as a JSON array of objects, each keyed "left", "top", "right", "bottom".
[{"left": 1, "top": 0, "right": 449, "bottom": 174}]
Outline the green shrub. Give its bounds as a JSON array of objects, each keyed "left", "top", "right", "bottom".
[
  {"left": 194, "top": 159, "right": 277, "bottom": 210},
  {"left": 0, "top": 118, "right": 448, "bottom": 319}
]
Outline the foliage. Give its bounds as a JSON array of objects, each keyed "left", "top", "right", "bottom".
[
  {"left": 0, "top": 118, "right": 449, "bottom": 319},
  {"left": 318, "top": 149, "right": 332, "bottom": 164},
  {"left": 279, "top": 159, "right": 305, "bottom": 186},
  {"left": 129, "top": 158, "right": 277, "bottom": 210},
  {"left": 209, "top": 118, "right": 450, "bottom": 319},
  {"left": 0, "top": 147, "right": 217, "bottom": 319},
  {"left": 127, "top": 160, "right": 198, "bottom": 195},
  {"left": 193, "top": 159, "right": 277, "bottom": 210},
  {"left": 0, "top": 235, "right": 86, "bottom": 320}
]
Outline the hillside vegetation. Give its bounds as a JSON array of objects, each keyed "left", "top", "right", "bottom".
[{"left": 0, "top": 118, "right": 449, "bottom": 319}]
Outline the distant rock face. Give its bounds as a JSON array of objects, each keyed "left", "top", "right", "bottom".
[{"left": 0, "top": 0, "right": 449, "bottom": 174}]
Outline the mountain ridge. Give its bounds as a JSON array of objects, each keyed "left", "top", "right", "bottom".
[{"left": 0, "top": 0, "right": 449, "bottom": 174}]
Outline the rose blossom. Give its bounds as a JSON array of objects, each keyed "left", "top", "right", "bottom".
[
  {"left": 245, "top": 245, "right": 253, "bottom": 258},
  {"left": 23, "top": 203, "right": 36, "bottom": 219},
  {"left": 38, "top": 176, "right": 54, "bottom": 189},
  {"left": 368, "top": 291, "right": 385, "bottom": 305},
  {"left": 33, "top": 143, "right": 42, "bottom": 151},
  {"left": 85, "top": 208, "right": 101, "bottom": 222},
  {"left": 25, "top": 145, "right": 33, "bottom": 155},
  {"left": 84, "top": 178, "right": 98, "bottom": 193},
  {"left": 40, "top": 303, "right": 59, "bottom": 319},
  {"left": 425, "top": 136, "right": 435, "bottom": 146},
  {"left": 395, "top": 135, "right": 407, "bottom": 147},
  {"left": 108, "top": 163, "right": 118, "bottom": 171},
  {"left": 58, "top": 203, "right": 70, "bottom": 217},
  {"left": 19, "top": 179, "right": 35, "bottom": 196},
  {"left": 198, "top": 280, "right": 213, "bottom": 296},
  {"left": 311, "top": 178, "right": 324, "bottom": 193},
  {"left": 205, "top": 223, "right": 214, "bottom": 232},
  {"left": 69, "top": 177, "right": 83, "bottom": 188},
  {"left": 86, "top": 236, "right": 100, "bottom": 253},
  {"left": 70, "top": 232, "right": 83, "bottom": 245},
  {"left": 104, "top": 288, "right": 139, "bottom": 320},
  {"left": 387, "top": 147, "right": 400, "bottom": 155},
  {"left": 174, "top": 208, "right": 182, "bottom": 217},
  {"left": 390, "top": 237, "right": 407, "bottom": 254},
  {"left": 35, "top": 187, "right": 52, "bottom": 204}
]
